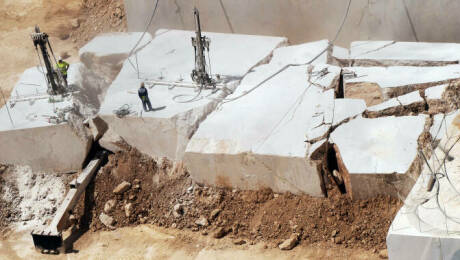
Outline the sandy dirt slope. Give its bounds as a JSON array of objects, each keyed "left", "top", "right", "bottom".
[
  {"left": 0, "top": 0, "right": 127, "bottom": 106},
  {"left": 0, "top": 0, "right": 81, "bottom": 104},
  {"left": 0, "top": 226, "right": 382, "bottom": 260}
]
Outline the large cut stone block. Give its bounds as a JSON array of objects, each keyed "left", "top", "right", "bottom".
[
  {"left": 349, "top": 41, "right": 460, "bottom": 66},
  {"left": 184, "top": 41, "right": 341, "bottom": 195},
  {"left": 0, "top": 66, "right": 91, "bottom": 173},
  {"left": 387, "top": 112, "right": 460, "bottom": 259},
  {"left": 330, "top": 115, "right": 427, "bottom": 199},
  {"left": 344, "top": 65, "right": 460, "bottom": 106},
  {"left": 98, "top": 29, "right": 288, "bottom": 160}
]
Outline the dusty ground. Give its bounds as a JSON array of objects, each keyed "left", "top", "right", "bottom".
[
  {"left": 0, "top": 0, "right": 126, "bottom": 106},
  {"left": 0, "top": 226, "right": 383, "bottom": 260}
]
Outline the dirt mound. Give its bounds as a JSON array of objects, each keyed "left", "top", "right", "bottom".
[
  {"left": 83, "top": 147, "right": 401, "bottom": 252},
  {"left": 70, "top": 0, "right": 127, "bottom": 48}
]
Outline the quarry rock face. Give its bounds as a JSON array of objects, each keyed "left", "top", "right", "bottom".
[
  {"left": 348, "top": 41, "right": 460, "bottom": 66},
  {"left": 184, "top": 41, "right": 342, "bottom": 196},
  {"left": 0, "top": 66, "right": 91, "bottom": 173},
  {"left": 98, "top": 29, "right": 288, "bottom": 160},
  {"left": 387, "top": 112, "right": 460, "bottom": 260}
]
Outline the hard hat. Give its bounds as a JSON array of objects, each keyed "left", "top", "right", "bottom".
[{"left": 58, "top": 56, "right": 62, "bottom": 61}]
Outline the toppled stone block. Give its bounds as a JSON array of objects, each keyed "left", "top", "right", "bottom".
[
  {"left": 349, "top": 41, "right": 460, "bottom": 66},
  {"left": 113, "top": 181, "right": 131, "bottom": 194},
  {"left": 343, "top": 65, "right": 460, "bottom": 106},
  {"left": 279, "top": 233, "right": 299, "bottom": 250},
  {"left": 88, "top": 115, "right": 108, "bottom": 141},
  {"left": 330, "top": 115, "right": 427, "bottom": 199},
  {"left": 99, "top": 128, "right": 126, "bottom": 153}
]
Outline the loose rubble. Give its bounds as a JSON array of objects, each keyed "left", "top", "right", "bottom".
[{"left": 70, "top": 146, "right": 401, "bottom": 252}]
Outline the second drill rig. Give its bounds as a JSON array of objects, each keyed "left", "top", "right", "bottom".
[
  {"left": 191, "top": 8, "right": 215, "bottom": 89},
  {"left": 31, "top": 25, "right": 67, "bottom": 95}
]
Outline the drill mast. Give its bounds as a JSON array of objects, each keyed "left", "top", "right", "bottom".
[
  {"left": 31, "top": 25, "right": 66, "bottom": 95},
  {"left": 191, "top": 8, "right": 214, "bottom": 88}
]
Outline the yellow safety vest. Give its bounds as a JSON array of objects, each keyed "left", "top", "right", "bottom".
[{"left": 57, "top": 61, "right": 69, "bottom": 75}]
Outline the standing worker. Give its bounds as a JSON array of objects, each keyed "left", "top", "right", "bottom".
[
  {"left": 57, "top": 56, "right": 70, "bottom": 86},
  {"left": 138, "top": 82, "right": 153, "bottom": 111}
]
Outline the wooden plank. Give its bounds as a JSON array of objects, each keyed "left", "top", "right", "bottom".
[{"left": 48, "top": 158, "right": 102, "bottom": 233}]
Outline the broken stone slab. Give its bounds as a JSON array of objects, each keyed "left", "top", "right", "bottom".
[
  {"left": 330, "top": 115, "right": 427, "bottom": 199},
  {"left": 88, "top": 115, "right": 108, "bottom": 141},
  {"left": 349, "top": 41, "right": 460, "bottom": 67},
  {"left": 343, "top": 65, "right": 460, "bottom": 106},
  {"left": 98, "top": 127, "right": 126, "bottom": 153},
  {"left": 75, "top": 32, "right": 153, "bottom": 117},
  {"left": 99, "top": 212, "right": 115, "bottom": 229},
  {"left": 279, "top": 233, "right": 299, "bottom": 250},
  {"left": 98, "top": 29, "right": 287, "bottom": 160},
  {"left": 365, "top": 90, "right": 425, "bottom": 118},
  {"left": 184, "top": 57, "right": 340, "bottom": 196},
  {"left": 331, "top": 99, "right": 366, "bottom": 126},
  {"left": 388, "top": 114, "right": 460, "bottom": 259},
  {"left": 424, "top": 82, "right": 460, "bottom": 114},
  {"left": 0, "top": 66, "right": 92, "bottom": 173},
  {"left": 113, "top": 181, "right": 131, "bottom": 194},
  {"left": 430, "top": 111, "right": 460, "bottom": 142},
  {"left": 330, "top": 45, "right": 349, "bottom": 67}
]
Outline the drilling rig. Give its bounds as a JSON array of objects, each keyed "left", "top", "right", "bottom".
[
  {"left": 31, "top": 25, "right": 67, "bottom": 95},
  {"left": 191, "top": 8, "right": 215, "bottom": 89}
]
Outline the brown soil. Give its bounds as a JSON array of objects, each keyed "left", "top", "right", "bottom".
[
  {"left": 69, "top": 0, "right": 127, "bottom": 49},
  {"left": 80, "top": 147, "right": 401, "bottom": 252}
]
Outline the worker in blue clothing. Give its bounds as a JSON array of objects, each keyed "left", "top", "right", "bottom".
[{"left": 138, "top": 82, "right": 153, "bottom": 111}]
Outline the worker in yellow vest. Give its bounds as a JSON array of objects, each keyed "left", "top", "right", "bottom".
[{"left": 57, "top": 56, "right": 69, "bottom": 85}]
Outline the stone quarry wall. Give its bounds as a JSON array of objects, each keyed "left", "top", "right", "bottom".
[{"left": 124, "top": 0, "right": 460, "bottom": 46}]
